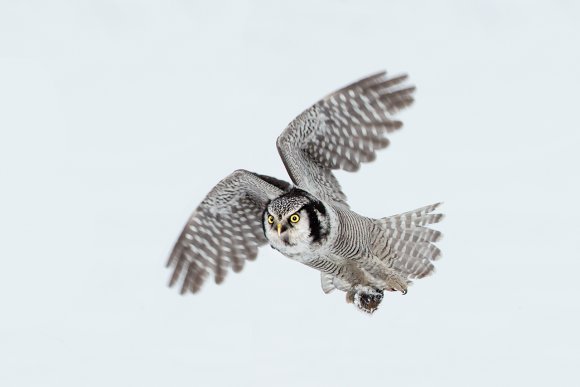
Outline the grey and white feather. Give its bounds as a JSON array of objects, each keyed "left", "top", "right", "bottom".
[{"left": 167, "top": 71, "right": 443, "bottom": 313}]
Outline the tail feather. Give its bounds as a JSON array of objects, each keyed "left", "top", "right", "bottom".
[
  {"left": 382, "top": 202, "right": 444, "bottom": 227},
  {"left": 374, "top": 203, "right": 443, "bottom": 279},
  {"left": 388, "top": 226, "right": 442, "bottom": 244}
]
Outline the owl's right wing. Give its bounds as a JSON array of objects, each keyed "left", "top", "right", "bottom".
[
  {"left": 166, "top": 169, "right": 290, "bottom": 294},
  {"left": 277, "top": 71, "right": 415, "bottom": 207}
]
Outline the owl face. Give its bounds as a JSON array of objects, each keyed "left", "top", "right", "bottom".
[{"left": 263, "top": 189, "right": 328, "bottom": 255}]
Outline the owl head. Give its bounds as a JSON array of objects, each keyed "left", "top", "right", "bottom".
[{"left": 263, "top": 188, "right": 329, "bottom": 254}]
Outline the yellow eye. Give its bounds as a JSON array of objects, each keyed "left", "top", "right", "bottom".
[
  {"left": 267, "top": 215, "right": 274, "bottom": 224},
  {"left": 290, "top": 214, "right": 300, "bottom": 223}
]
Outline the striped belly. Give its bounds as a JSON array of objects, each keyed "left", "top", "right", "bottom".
[{"left": 330, "top": 207, "right": 373, "bottom": 259}]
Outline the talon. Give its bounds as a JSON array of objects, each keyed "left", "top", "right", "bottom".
[{"left": 401, "top": 289, "right": 407, "bottom": 295}]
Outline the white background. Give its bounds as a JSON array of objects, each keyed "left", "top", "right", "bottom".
[{"left": 1, "top": 1, "right": 579, "bottom": 386}]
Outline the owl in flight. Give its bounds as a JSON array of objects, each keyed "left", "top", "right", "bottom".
[{"left": 167, "top": 71, "right": 443, "bottom": 313}]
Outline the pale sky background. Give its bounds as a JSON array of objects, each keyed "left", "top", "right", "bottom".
[{"left": 1, "top": 1, "right": 579, "bottom": 386}]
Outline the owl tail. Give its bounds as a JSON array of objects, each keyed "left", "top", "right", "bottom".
[{"left": 373, "top": 202, "right": 444, "bottom": 280}]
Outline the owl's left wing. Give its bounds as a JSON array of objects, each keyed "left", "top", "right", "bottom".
[
  {"left": 277, "top": 71, "right": 415, "bottom": 207},
  {"left": 167, "top": 169, "right": 290, "bottom": 294}
]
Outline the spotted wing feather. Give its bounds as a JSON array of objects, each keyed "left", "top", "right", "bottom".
[
  {"left": 167, "top": 170, "right": 288, "bottom": 293},
  {"left": 277, "top": 71, "right": 415, "bottom": 206}
]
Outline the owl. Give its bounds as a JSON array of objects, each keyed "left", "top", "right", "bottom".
[{"left": 167, "top": 71, "right": 443, "bottom": 313}]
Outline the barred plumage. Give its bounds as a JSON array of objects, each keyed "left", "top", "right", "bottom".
[
  {"left": 166, "top": 71, "right": 443, "bottom": 314},
  {"left": 332, "top": 208, "right": 373, "bottom": 259}
]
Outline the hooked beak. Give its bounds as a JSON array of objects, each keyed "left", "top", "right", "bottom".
[{"left": 277, "top": 223, "right": 282, "bottom": 236}]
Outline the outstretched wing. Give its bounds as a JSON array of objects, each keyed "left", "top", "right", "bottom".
[
  {"left": 167, "top": 169, "right": 291, "bottom": 294},
  {"left": 277, "top": 71, "right": 415, "bottom": 207}
]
